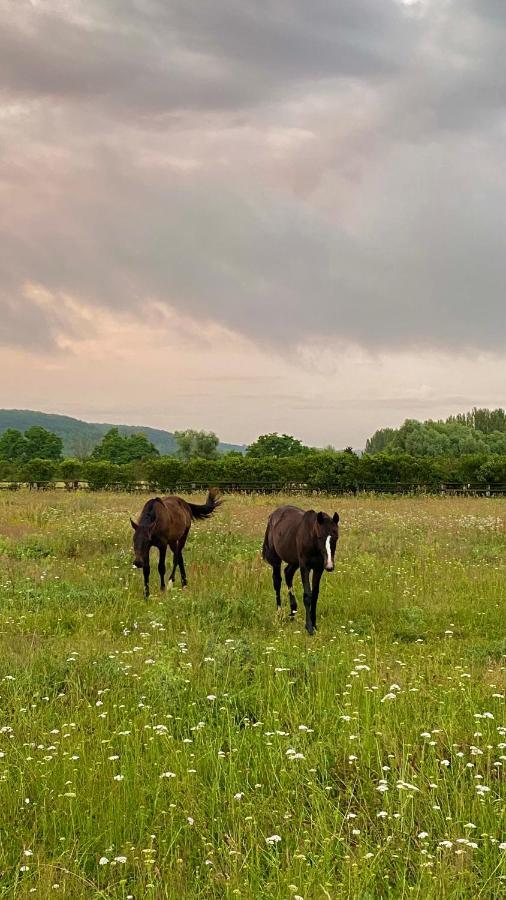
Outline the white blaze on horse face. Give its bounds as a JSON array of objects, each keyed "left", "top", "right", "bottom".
[{"left": 325, "top": 535, "right": 333, "bottom": 569}]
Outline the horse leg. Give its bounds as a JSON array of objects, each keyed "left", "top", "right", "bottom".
[
  {"left": 272, "top": 561, "right": 282, "bottom": 609},
  {"left": 143, "top": 562, "right": 150, "bottom": 599},
  {"left": 300, "top": 565, "right": 313, "bottom": 635},
  {"left": 167, "top": 541, "right": 179, "bottom": 588},
  {"left": 284, "top": 563, "right": 299, "bottom": 616},
  {"left": 311, "top": 567, "right": 323, "bottom": 631},
  {"left": 178, "top": 530, "right": 189, "bottom": 588},
  {"left": 158, "top": 545, "right": 167, "bottom": 592},
  {"left": 178, "top": 550, "right": 188, "bottom": 588}
]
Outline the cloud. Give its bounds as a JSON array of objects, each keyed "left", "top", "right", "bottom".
[
  {"left": 0, "top": 1, "right": 418, "bottom": 114},
  {"left": 1, "top": 0, "right": 506, "bottom": 356}
]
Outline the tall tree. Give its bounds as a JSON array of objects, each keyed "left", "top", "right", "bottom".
[
  {"left": 365, "top": 427, "right": 397, "bottom": 454},
  {"left": 0, "top": 428, "right": 27, "bottom": 461},
  {"left": 174, "top": 429, "right": 219, "bottom": 460},
  {"left": 24, "top": 426, "right": 63, "bottom": 461},
  {"left": 246, "top": 433, "right": 307, "bottom": 458},
  {"left": 91, "top": 428, "right": 159, "bottom": 464}
]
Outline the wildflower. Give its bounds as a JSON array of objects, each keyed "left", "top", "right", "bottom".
[
  {"left": 234, "top": 792, "right": 244, "bottom": 800},
  {"left": 439, "top": 841, "right": 453, "bottom": 849},
  {"left": 160, "top": 771, "right": 176, "bottom": 779},
  {"left": 114, "top": 856, "right": 127, "bottom": 864},
  {"left": 265, "top": 834, "right": 282, "bottom": 844},
  {"left": 187, "top": 817, "right": 194, "bottom": 825},
  {"left": 206, "top": 695, "right": 217, "bottom": 701},
  {"left": 396, "top": 780, "right": 419, "bottom": 792},
  {"left": 418, "top": 832, "right": 429, "bottom": 839},
  {"left": 113, "top": 774, "right": 124, "bottom": 781},
  {"left": 377, "top": 811, "right": 388, "bottom": 818},
  {"left": 99, "top": 857, "right": 109, "bottom": 865},
  {"left": 381, "top": 692, "right": 397, "bottom": 702}
]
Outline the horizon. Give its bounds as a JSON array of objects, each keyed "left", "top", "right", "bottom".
[
  {"left": 2, "top": 1, "right": 506, "bottom": 445},
  {"left": 1, "top": 403, "right": 503, "bottom": 455}
]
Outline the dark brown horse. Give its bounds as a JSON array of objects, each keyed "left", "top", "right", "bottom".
[
  {"left": 131, "top": 488, "right": 221, "bottom": 597},
  {"left": 262, "top": 505, "right": 339, "bottom": 634}
]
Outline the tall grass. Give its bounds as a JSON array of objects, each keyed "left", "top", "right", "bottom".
[{"left": 0, "top": 492, "right": 504, "bottom": 898}]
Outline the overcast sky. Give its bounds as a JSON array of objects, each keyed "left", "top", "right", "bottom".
[{"left": 1, "top": 0, "right": 505, "bottom": 448}]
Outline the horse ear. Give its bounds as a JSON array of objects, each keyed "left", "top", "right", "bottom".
[
  {"left": 130, "top": 518, "right": 138, "bottom": 531},
  {"left": 316, "top": 511, "right": 325, "bottom": 524},
  {"left": 333, "top": 512, "right": 340, "bottom": 524}
]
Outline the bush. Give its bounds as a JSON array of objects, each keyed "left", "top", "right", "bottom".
[{"left": 22, "top": 458, "right": 57, "bottom": 488}]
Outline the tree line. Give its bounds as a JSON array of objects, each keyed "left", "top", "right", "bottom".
[
  {"left": 366, "top": 408, "right": 506, "bottom": 456},
  {"left": 2, "top": 414, "right": 506, "bottom": 489}
]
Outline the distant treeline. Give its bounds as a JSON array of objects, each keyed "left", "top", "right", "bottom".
[
  {"left": 2, "top": 451, "right": 506, "bottom": 491},
  {"left": 3, "top": 410, "right": 506, "bottom": 491},
  {"left": 366, "top": 408, "right": 506, "bottom": 456}
]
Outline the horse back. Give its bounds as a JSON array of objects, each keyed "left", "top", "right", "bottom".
[
  {"left": 264, "top": 505, "right": 305, "bottom": 566},
  {"left": 156, "top": 496, "right": 192, "bottom": 540}
]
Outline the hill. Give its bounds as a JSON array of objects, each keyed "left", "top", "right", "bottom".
[{"left": 0, "top": 410, "right": 245, "bottom": 457}]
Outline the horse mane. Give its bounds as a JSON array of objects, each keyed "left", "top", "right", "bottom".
[{"left": 139, "top": 497, "right": 163, "bottom": 527}]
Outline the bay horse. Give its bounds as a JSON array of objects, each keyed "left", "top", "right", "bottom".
[
  {"left": 131, "top": 488, "right": 221, "bottom": 597},
  {"left": 262, "top": 505, "right": 339, "bottom": 634}
]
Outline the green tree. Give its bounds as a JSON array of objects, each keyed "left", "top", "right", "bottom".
[
  {"left": 174, "top": 429, "right": 219, "bottom": 461},
  {"left": 0, "top": 428, "right": 27, "bottom": 461},
  {"left": 24, "top": 426, "right": 63, "bottom": 461},
  {"left": 364, "top": 427, "right": 397, "bottom": 454},
  {"left": 144, "top": 457, "right": 183, "bottom": 491},
  {"left": 126, "top": 433, "right": 160, "bottom": 462},
  {"left": 58, "top": 458, "right": 83, "bottom": 487},
  {"left": 83, "top": 460, "right": 123, "bottom": 490},
  {"left": 92, "top": 428, "right": 159, "bottom": 464},
  {"left": 246, "top": 433, "right": 307, "bottom": 458},
  {"left": 22, "top": 458, "right": 57, "bottom": 487}
]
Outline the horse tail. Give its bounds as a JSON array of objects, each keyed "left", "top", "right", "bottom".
[{"left": 187, "top": 487, "right": 222, "bottom": 520}]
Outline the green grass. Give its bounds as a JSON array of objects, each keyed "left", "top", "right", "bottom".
[{"left": 0, "top": 491, "right": 505, "bottom": 899}]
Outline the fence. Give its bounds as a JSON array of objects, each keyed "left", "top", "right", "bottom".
[{"left": 1, "top": 480, "right": 506, "bottom": 496}]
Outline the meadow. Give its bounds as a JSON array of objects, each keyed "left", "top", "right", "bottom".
[{"left": 0, "top": 490, "right": 504, "bottom": 899}]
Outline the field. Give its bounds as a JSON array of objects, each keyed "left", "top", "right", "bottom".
[{"left": 0, "top": 491, "right": 504, "bottom": 899}]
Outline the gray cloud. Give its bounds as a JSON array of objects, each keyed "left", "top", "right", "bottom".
[
  {"left": 1, "top": 0, "right": 506, "bottom": 354},
  {"left": 0, "top": 1, "right": 418, "bottom": 114}
]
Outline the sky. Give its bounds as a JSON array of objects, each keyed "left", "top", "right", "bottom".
[{"left": 1, "top": 0, "right": 506, "bottom": 449}]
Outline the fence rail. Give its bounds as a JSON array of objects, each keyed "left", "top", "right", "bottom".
[{"left": 1, "top": 480, "right": 506, "bottom": 496}]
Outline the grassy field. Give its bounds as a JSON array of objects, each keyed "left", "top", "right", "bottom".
[{"left": 0, "top": 491, "right": 504, "bottom": 899}]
